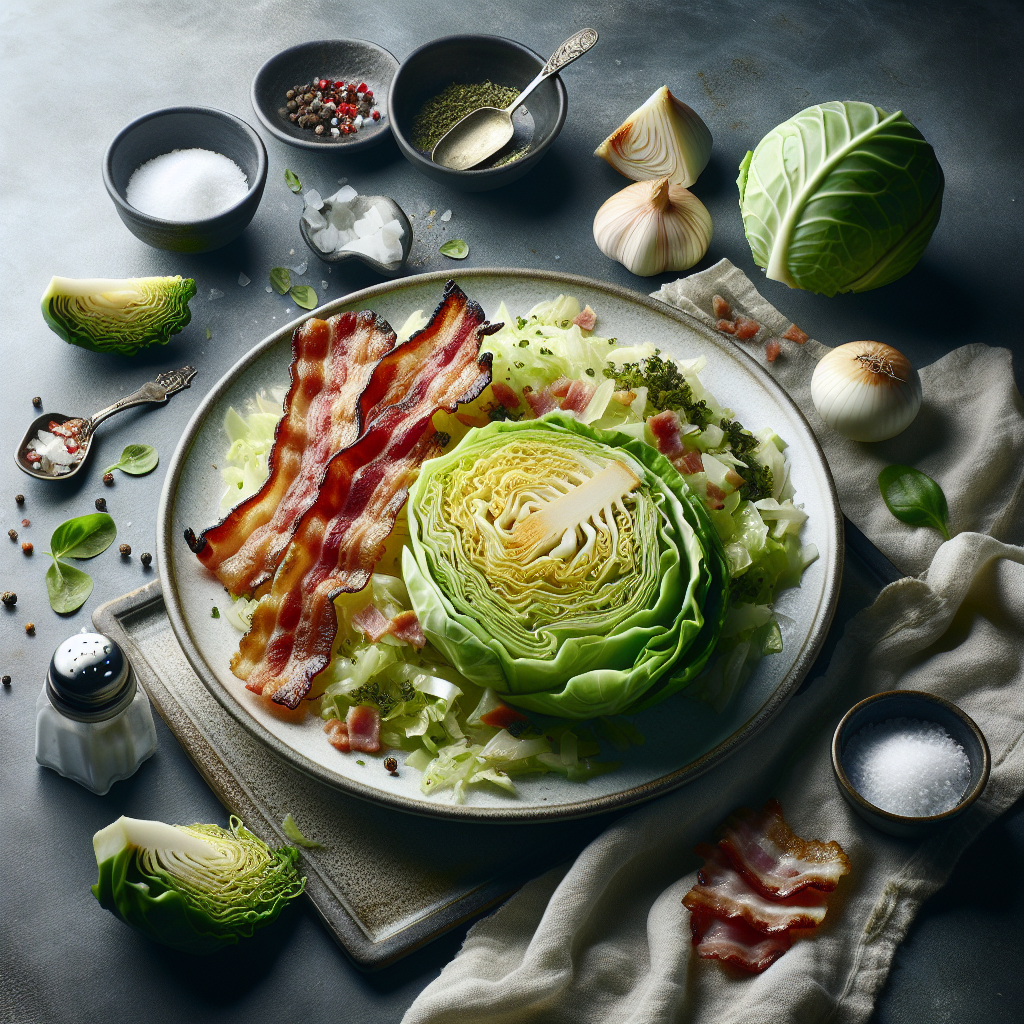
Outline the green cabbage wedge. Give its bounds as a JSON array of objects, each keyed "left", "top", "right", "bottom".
[
  {"left": 737, "top": 101, "right": 944, "bottom": 297},
  {"left": 41, "top": 275, "right": 196, "bottom": 355},
  {"left": 91, "top": 815, "right": 305, "bottom": 953},
  {"left": 404, "top": 413, "right": 729, "bottom": 718}
]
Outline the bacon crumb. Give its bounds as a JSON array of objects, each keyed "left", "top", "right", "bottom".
[
  {"left": 491, "top": 381, "right": 520, "bottom": 408},
  {"left": 572, "top": 305, "right": 597, "bottom": 331},
  {"left": 390, "top": 610, "right": 426, "bottom": 649},
  {"left": 671, "top": 450, "right": 705, "bottom": 476},
  {"left": 324, "top": 718, "right": 350, "bottom": 752},
  {"left": 612, "top": 390, "right": 637, "bottom": 406},
  {"left": 705, "top": 482, "right": 727, "bottom": 509},
  {"left": 712, "top": 294, "right": 733, "bottom": 320},
  {"left": 560, "top": 379, "right": 596, "bottom": 415},
  {"left": 525, "top": 386, "right": 558, "bottom": 417},
  {"left": 352, "top": 603, "right": 392, "bottom": 641},
  {"left": 716, "top": 319, "right": 737, "bottom": 335},
  {"left": 733, "top": 316, "right": 761, "bottom": 341},
  {"left": 782, "top": 324, "right": 809, "bottom": 344},
  {"left": 765, "top": 339, "right": 782, "bottom": 363},
  {"left": 648, "top": 409, "right": 685, "bottom": 457},
  {"left": 549, "top": 376, "right": 573, "bottom": 399}
]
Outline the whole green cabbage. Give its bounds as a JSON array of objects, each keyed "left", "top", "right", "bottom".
[
  {"left": 403, "top": 413, "right": 729, "bottom": 718},
  {"left": 92, "top": 815, "right": 305, "bottom": 953},
  {"left": 737, "top": 101, "right": 943, "bottom": 296}
]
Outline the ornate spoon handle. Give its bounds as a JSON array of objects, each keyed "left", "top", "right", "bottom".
[
  {"left": 504, "top": 28, "right": 599, "bottom": 114},
  {"left": 86, "top": 366, "right": 197, "bottom": 434}
]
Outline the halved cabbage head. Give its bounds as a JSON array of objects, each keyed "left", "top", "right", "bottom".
[{"left": 404, "top": 413, "right": 729, "bottom": 718}]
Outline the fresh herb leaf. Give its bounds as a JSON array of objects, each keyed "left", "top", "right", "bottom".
[
  {"left": 439, "top": 239, "right": 469, "bottom": 259},
  {"left": 270, "top": 267, "right": 291, "bottom": 295},
  {"left": 105, "top": 444, "right": 159, "bottom": 476},
  {"left": 284, "top": 169, "right": 302, "bottom": 193},
  {"left": 289, "top": 285, "right": 317, "bottom": 310},
  {"left": 515, "top": 317, "right": 527, "bottom": 330},
  {"left": 282, "top": 813, "right": 324, "bottom": 848},
  {"left": 878, "top": 465, "right": 951, "bottom": 540},
  {"left": 45, "top": 558, "right": 94, "bottom": 613},
  {"left": 211, "top": 607, "right": 220, "bottom": 619},
  {"left": 50, "top": 513, "right": 116, "bottom": 560}
]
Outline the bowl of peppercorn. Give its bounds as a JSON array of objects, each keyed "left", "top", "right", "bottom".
[
  {"left": 251, "top": 39, "right": 398, "bottom": 151},
  {"left": 389, "top": 34, "right": 568, "bottom": 191}
]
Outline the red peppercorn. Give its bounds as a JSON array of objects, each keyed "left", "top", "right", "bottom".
[
  {"left": 356, "top": 82, "right": 367, "bottom": 93},
  {"left": 371, "top": 110, "right": 381, "bottom": 121},
  {"left": 21, "top": 519, "right": 30, "bottom": 527},
  {"left": 318, "top": 78, "right": 328, "bottom": 90},
  {"left": 333, "top": 80, "right": 343, "bottom": 89},
  {"left": 365, "top": 89, "right": 373, "bottom": 99}
]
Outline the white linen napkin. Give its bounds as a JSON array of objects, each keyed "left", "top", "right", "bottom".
[{"left": 402, "top": 261, "right": 1024, "bottom": 1024}]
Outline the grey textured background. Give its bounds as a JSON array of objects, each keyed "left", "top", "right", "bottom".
[{"left": 1, "top": 1, "right": 1021, "bottom": 1022}]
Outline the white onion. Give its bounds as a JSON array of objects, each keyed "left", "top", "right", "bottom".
[{"left": 811, "top": 340, "right": 921, "bottom": 441}]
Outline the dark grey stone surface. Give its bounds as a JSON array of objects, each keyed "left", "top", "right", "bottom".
[{"left": 1, "top": 2, "right": 1021, "bottom": 1022}]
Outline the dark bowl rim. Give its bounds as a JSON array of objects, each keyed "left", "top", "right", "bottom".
[
  {"left": 250, "top": 38, "right": 398, "bottom": 151},
  {"left": 388, "top": 33, "right": 568, "bottom": 177},
  {"left": 102, "top": 105, "right": 269, "bottom": 229},
  {"left": 831, "top": 689, "right": 991, "bottom": 824}
]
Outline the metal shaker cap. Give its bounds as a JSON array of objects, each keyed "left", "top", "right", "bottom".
[{"left": 46, "top": 632, "right": 136, "bottom": 723}]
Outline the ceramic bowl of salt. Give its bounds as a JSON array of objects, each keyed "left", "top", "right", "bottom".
[
  {"left": 832, "top": 691, "right": 990, "bottom": 839},
  {"left": 104, "top": 106, "right": 268, "bottom": 253}
]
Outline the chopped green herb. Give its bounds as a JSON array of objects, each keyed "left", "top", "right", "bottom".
[
  {"left": 270, "top": 267, "right": 291, "bottom": 295},
  {"left": 518, "top": 339, "right": 529, "bottom": 348},
  {"left": 585, "top": 367, "right": 595, "bottom": 377},
  {"left": 284, "top": 169, "right": 301, "bottom": 193},
  {"left": 539, "top": 348, "right": 553, "bottom": 355},
  {"left": 356, "top": 760, "right": 366, "bottom": 766},
  {"left": 282, "top": 812, "right": 324, "bottom": 849},
  {"left": 439, "top": 239, "right": 469, "bottom": 259},
  {"left": 516, "top": 317, "right": 528, "bottom": 330},
  {"left": 605, "top": 354, "right": 712, "bottom": 426},
  {"left": 205, "top": 327, "right": 212, "bottom": 340},
  {"left": 211, "top": 607, "right": 220, "bottom": 618}
]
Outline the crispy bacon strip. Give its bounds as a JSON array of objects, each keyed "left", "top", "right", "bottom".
[
  {"left": 185, "top": 311, "right": 396, "bottom": 592},
  {"left": 232, "top": 282, "right": 494, "bottom": 708},
  {"left": 719, "top": 799, "right": 852, "bottom": 898},
  {"left": 683, "top": 844, "right": 829, "bottom": 934},
  {"left": 690, "top": 909, "right": 792, "bottom": 974}
]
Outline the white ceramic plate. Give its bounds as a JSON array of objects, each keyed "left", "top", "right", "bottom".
[{"left": 159, "top": 269, "right": 842, "bottom": 822}]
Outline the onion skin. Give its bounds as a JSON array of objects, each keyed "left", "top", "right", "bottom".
[{"left": 811, "top": 341, "right": 921, "bottom": 442}]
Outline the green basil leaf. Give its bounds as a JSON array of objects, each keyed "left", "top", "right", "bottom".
[
  {"left": 270, "top": 267, "right": 291, "bottom": 295},
  {"left": 289, "top": 285, "right": 317, "bottom": 310},
  {"left": 50, "top": 513, "right": 117, "bottom": 560},
  {"left": 105, "top": 444, "right": 159, "bottom": 476},
  {"left": 284, "top": 168, "right": 302, "bottom": 193},
  {"left": 439, "top": 239, "right": 469, "bottom": 259},
  {"left": 281, "top": 812, "right": 324, "bottom": 849},
  {"left": 46, "top": 558, "right": 94, "bottom": 613},
  {"left": 878, "top": 464, "right": 951, "bottom": 540}
]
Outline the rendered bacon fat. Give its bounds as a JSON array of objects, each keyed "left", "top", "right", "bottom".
[
  {"left": 232, "top": 282, "right": 495, "bottom": 708},
  {"left": 719, "top": 798, "right": 852, "bottom": 898},
  {"left": 185, "top": 311, "right": 396, "bottom": 593}
]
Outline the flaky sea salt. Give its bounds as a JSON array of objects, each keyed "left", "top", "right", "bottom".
[
  {"left": 126, "top": 149, "right": 248, "bottom": 221},
  {"left": 238, "top": 272, "right": 251, "bottom": 287},
  {"left": 843, "top": 717, "right": 971, "bottom": 817}
]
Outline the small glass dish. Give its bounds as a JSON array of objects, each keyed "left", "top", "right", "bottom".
[{"left": 831, "top": 690, "right": 990, "bottom": 839}]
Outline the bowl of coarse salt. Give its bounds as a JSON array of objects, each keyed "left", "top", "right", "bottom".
[
  {"left": 104, "top": 106, "right": 268, "bottom": 253},
  {"left": 832, "top": 691, "right": 990, "bottom": 839}
]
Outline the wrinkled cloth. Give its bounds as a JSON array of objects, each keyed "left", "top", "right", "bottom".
[{"left": 403, "top": 263, "right": 1024, "bottom": 1024}]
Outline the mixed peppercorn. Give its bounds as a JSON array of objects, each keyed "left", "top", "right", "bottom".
[{"left": 282, "top": 77, "right": 381, "bottom": 138}]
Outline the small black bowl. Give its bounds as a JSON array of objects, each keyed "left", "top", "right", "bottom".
[
  {"left": 832, "top": 690, "right": 990, "bottom": 839},
  {"left": 104, "top": 106, "right": 267, "bottom": 254},
  {"left": 251, "top": 39, "right": 398, "bottom": 151},
  {"left": 389, "top": 34, "right": 568, "bottom": 192}
]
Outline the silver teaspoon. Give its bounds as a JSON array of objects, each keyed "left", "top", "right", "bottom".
[
  {"left": 15, "top": 366, "right": 197, "bottom": 481},
  {"left": 431, "top": 28, "right": 598, "bottom": 171}
]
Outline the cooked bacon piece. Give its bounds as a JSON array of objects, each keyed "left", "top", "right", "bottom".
[
  {"left": 672, "top": 450, "right": 705, "bottom": 476},
  {"left": 347, "top": 704, "right": 381, "bottom": 753},
  {"left": 186, "top": 311, "right": 396, "bottom": 592},
  {"left": 765, "top": 339, "right": 782, "bottom": 363},
  {"left": 712, "top": 294, "right": 733, "bottom": 320},
  {"left": 690, "top": 909, "right": 792, "bottom": 974},
  {"left": 612, "top": 389, "right": 636, "bottom": 406},
  {"left": 719, "top": 799, "right": 852, "bottom": 898},
  {"left": 725, "top": 468, "right": 745, "bottom": 489},
  {"left": 525, "top": 386, "right": 558, "bottom": 417},
  {"left": 706, "top": 482, "right": 726, "bottom": 510},
  {"left": 491, "top": 381, "right": 520, "bottom": 409},
  {"left": 549, "top": 376, "right": 573, "bottom": 399},
  {"left": 783, "top": 324, "right": 809, "bottom": 344},
  {"left": 479, "top": 703, "right": 529, "bottom": 729},
  {"left": 716, "top": 319, "right": 737, "bottom": 335},
  {"left": 648, "top": 409, "right": 685, "bottom": 458},
  {"left": 232, "top": 282, "right": 494, "bottom": 709},
  {"left": 684, "top": 844, "right": 829, "bottom": 934},
  {"left": 572, "top": 305, "right": 597, "bottom": 331},
  {"left": 733, "top": 316, "right": 761, "bottom": 341},
  {"left": 352, "top": 603, "right": 392, "bottom": 642},
  {"left": 560, "top": 379, "right": 595, "bottom": 415},
  {"left": 390, "top": 610, "right": 426, "bottom": 649},
  {"left": 324, "top": 718, "right": 349, "bottom": 752}
]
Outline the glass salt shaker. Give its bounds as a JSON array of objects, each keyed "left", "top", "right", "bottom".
[{"left": 35, "top": 632, "right": 157, "bottom": 795}]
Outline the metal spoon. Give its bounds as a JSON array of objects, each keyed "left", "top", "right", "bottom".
[
  {"left": 431, "top": 28, "right": 598, "bottom": 171},
  {"left": 15, "top": 366, "right": 197, "bottom": 481}
]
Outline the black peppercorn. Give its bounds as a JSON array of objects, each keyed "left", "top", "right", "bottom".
[
  {"left": 286, "top": 89, "right": 296, "bottom": 99},
  {"left": 1, "top": 591, "right": 16, "bottom": 608},
  {"left": 2, "top": 675, "right": 10, "bottom": 687},
  {"left": 384, "top": 756, "right": 398, "bottom": 775},
  {"left": 15, "top": 494, "right": 24, "bottom": 505},
  {"left": 32, "top": 396, "right": 42, "bottom": 407},
  {"left": 140, "top": 552, "right": 153, "bottom": 567},
  {"left": 119, "top": 543, "right": 132, "bottom": 557},
  {"left": 103, "top": 473, "right": 114, "bottom": 486},
  {"left": 95, "top": 497, "right": 107, "bottom": 511},
  {"left": 8, "top": 529, "right": 16, "bottom": 541}
]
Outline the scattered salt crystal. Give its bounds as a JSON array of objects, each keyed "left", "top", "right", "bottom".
[
  {"left": 265, "top": 285, "right": 273, "bottom": 293},
  {"left": 304, "top": 189, "right": 323, "bottom": 211},
  {"left": 554, "top": 255, "right": 560, "bottom": 260},
  {"left": 338, "top": 177, "right": 348, "bottom": 186},
  {"left": 208, "top": 289, "right": 224, "bottom": 301},
  {"left": 331, "top": 128, "right": 341, "bottom": 137},
  {"left": 289, "top": 249, "right": 295, "bottom": 255},
  {"left": 354, "top": 116, "right": 364, "bottom": 128},
  {"left": 303, "top": 208, "right": 327, "bottom": 232},
  {"left": 333, "top": 185, "right": 358, "bottom": 204},
  {"left": 291, "top": 260, "right": 308, "bottom": 276},
  {"left": 843, "top": 717, "right": 971, "bottom": 817},
  {"left": 126, "top": 148, "right": 248, "bottom": 221},
  {"left": 440, "top": 209, "right": 452, "bottom": 222},
  {"left": 238, "top": 272, "right": 250, "bottom": 287},
  {"left": 321, "top": 281, "right": 328, "bottom": 290}
]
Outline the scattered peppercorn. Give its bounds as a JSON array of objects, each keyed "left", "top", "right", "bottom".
[
  {"left": 280, "top": 78, "right": 378, "bottom": 137},
  {"left": 8, "top": 529, "right": 16, "bottom": 541},
  {"left": 383, "top": 756, "right": 398, "bottom": 775},
  {"left": 119, "top": 543, "right": 132, "bottom": 557},
  {"left": 1, "top": 591, "right": 16, "bottom": 608},
  {"left": 103, "top": 473, "right": 114, "bottom": 486},
  {"left": 15, "top": 495, "right": 24, "bottom": 505},
  {"left": 95, "top": 497, "right": 107, "bottom": 512},
  {"left": 2, "top": 675, "right": 10, "bottom": 687},
  {"left": 21, "top": 542, "right": 33, "bottom": 555},
  {"left": 25, "top": 623, "right": 35, "bottom": 635},
  {"left": 32, "top": 396, "right": 42, "bottom": 407},
  {"left": 21, "top": 519, "right": 30, "bottom": 527},
  {"left": 140, "top": 552, "right": 153, "bottom": 568}
]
